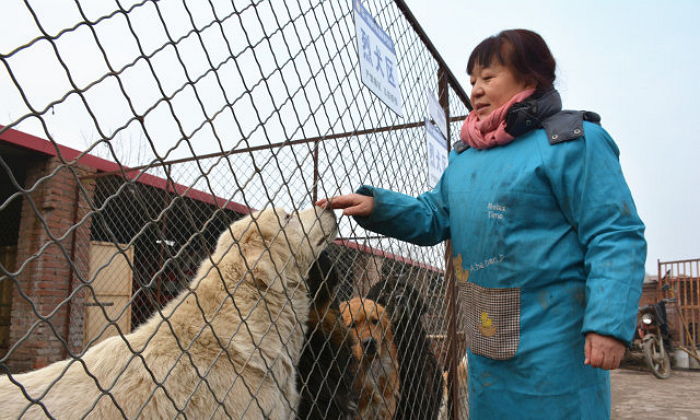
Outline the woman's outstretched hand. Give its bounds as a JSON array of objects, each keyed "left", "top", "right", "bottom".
[{"left": 316, "top": 194, "right": 374, "bottom": 217}]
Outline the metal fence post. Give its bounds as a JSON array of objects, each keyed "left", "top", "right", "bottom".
[
  {"left": 312, "top": 140, "right": 319, "bottom": 204},
  {"left": 439, "top": 66, "right": 461, "bottom": 420}
]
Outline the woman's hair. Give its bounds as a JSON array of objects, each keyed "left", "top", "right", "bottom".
[{"left": 467, "top": 29, "right": 556, "bottom": 92}]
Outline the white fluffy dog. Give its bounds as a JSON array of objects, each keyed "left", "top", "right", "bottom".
[{"left": 0, "top": 206, "right": 337, "bottom": 419}]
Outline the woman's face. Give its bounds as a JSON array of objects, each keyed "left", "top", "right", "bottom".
[{"left": 469, "top": 62, "right": 534, "bottom": 119}]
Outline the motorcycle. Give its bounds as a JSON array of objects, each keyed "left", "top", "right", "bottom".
[{"left": 629, "top": 297, "right": 674, "bottom": 379}]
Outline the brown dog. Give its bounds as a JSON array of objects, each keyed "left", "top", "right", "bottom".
[
  {"left": 340, "top": 297, "right": 400, "bottom": 420},
  {"left": 367, "top": 279, "right": 443, "bottom": 419}
]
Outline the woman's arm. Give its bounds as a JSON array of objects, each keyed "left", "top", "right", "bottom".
[
  {"left": 317, "top": 180, "right": 451, "bottom": 247},
  {"left": 539, "top": 122, "right": 646, "bottom": 366}
]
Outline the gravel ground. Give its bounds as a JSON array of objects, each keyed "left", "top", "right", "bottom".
[{"left": 611, "top": 366, "right": 700, "bottom": 419}]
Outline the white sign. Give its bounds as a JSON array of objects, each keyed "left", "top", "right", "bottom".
[
  {"left": 353, "top": 0, "right": 403, "bottom": 116},
  {"left": 427, "top": 90, "right": 448, "bottom": 139},
  {"left": 425, "top": 119, "right": 448, "bottom": 186}
]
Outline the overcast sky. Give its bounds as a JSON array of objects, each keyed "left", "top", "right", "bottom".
[
  {"left": 2, "top": 0, "right": 698, "bottom": 274},
  {"left": 403, "top": 0, "right": 700, "bottom": 274}
]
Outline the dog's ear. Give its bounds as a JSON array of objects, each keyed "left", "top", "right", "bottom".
[
  {"left": 398, "top": 280, "right": 427, "bottom": 318},
  {"left": 306, "top": 251, "right": 339, "bottom": 305},
  {"left": 317, "top": 251, "right": 338, "bottom": 288},
  {"left": 407, "top": 295, "right": 427, "bottom": 319},
  {"left": 306, "top": 258, "right": 324, "bottom": 296},
  {"left": 307, "top": 251, "right": 329, "bottom": 292},
  {"left": 366, "top": 279, "right": 388, "bottom": 305}
]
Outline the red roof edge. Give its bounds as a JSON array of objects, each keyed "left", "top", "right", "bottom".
[
  {"left": 334, "top": 239, "right": 443, "bottom": 273},
  {"left": 0, "top": 124, "right": 124, "bottom": 172},
  {"left": 0, "top": 124, "right": 253, "bottom": 215}
]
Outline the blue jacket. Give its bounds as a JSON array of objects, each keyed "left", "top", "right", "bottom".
[{"left": 354, "top": 121, "right": 646, "bottom": 419}]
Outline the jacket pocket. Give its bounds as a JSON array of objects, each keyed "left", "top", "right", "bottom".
[{"left": 463, "top": 281, "right": 520, "bottom": 360}]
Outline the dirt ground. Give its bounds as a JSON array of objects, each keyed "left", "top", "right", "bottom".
[{"left": 611, "top": 366, "right": 700, "bottom": 419}]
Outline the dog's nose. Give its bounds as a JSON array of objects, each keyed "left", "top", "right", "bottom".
[{"left": 361, "top": 338, "right": 378, "bottom": 356}]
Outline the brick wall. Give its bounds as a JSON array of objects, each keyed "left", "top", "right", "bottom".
[
  {"left": 6, "top": 157, "right": 95, "bottom": 373},
  {"left": 639, "top": 282, "right": 659, "bottom": 307}
]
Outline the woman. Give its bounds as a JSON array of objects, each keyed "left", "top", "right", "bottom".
[{"left": 317, "top": 29, "right": 646, "bottom": 419}]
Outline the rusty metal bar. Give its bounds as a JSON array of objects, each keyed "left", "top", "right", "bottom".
[
  {"left": 445, "top": 240, "right": 460, "bottom": 420},
  {"left": 659, "top": 258, "right": 700, "bottom": 264},
  {"left": 335, "top": 235, "right": 386, "bottom": 241},
  {"left": 80, "top": 115, "right": 469, "bottom": 180},
  {"left": 692, "top": 260, "right": 700, "bottom": 348},
  {"left": 312, "top": 140, "right": 319, "bottom": 204},
  {"left": 688, "top": 259, "right": 699, "bottom": 349},
  {"left": 439, "top": 66, "right": 461, "bottom": 420}
]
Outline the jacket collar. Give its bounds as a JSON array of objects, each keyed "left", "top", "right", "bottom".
[{"left": 504, "top": 89, "right": 563, "bottom": 138}]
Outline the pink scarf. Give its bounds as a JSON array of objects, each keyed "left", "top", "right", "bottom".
[{"left": 460, "top": 89, "right": 536, "bottom": 149}]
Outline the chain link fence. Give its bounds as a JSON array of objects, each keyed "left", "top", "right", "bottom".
[{"left": 0, "top": 0, "right": 471, "bottom": 417}]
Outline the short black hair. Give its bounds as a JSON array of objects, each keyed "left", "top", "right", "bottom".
[{"left": 467, "top": 29, "right": 556, "bottom": 93}]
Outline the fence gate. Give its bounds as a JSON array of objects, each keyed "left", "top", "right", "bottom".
[
  {"left": 0, "top": 0, "right": 472, "bottom": 418},
  {"left": 659, "top": 259, "right": 700, "bottom": 349}
]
